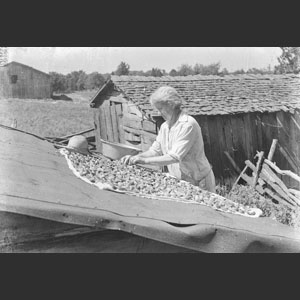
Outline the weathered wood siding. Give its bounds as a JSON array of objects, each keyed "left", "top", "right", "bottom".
[
  {"left": 93, "top": 95, "right": 157, "bottom": 152},
  {"left": 194, "top": 110, "right": 300, "bottom": 188},
  {"left": 0, "top": 63, "right": 51, "bottom": 99}
]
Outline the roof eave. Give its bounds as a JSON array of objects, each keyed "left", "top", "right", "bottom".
[{"left": 89, "top": 79, "right": 114, "bottom": 108}]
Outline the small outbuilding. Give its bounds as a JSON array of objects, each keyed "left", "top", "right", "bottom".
[
  {"left": 0, "top": 61, "right": 52, "bottom": 99},
  {"left": 90, "top": 74, "right": 300, "bottom": 187}
]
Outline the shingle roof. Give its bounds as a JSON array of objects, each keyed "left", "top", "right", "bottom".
[{"left": 95, "top": 74, "right": 300, "bottom": 116}]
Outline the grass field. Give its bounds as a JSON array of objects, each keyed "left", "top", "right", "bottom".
[{"left": 0, "top": 91, "right": 96, "bottom": 137}]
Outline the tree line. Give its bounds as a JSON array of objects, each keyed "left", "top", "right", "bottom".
[
  {"left": 50, "top": 47, "right": 299, "bottom": 93},
  {"left": 49, "top": 71, "right": 110, "bottom": 94}
]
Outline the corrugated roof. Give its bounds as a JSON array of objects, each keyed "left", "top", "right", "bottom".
[{"left": 106, "top": 74, "right": 300, "bottom": 116}]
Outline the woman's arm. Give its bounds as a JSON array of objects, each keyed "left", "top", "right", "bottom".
[
  {"left": 135, "top": 149, "right": 160, "bottom": 158},
  {"left": 120, "top": 149, "right": 160, "bottom": 165},
  {"left": 130, "top": 154, "right": 178, "bottom": 166}
]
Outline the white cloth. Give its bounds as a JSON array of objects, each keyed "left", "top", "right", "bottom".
[{"left": 150, "top": 112, "right": 214, "bottom": 188}]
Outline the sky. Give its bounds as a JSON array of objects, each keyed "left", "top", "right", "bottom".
[{"left": 8, "top": 47, "right": 282, "bottom": 74}]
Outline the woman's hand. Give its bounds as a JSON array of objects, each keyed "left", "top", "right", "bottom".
[
  {"left": 120, "top": 155, "right": 146, "bottom": 165},
  {"left": 120, "top": 155, "right": 133, "bottom": 165},
  {"left": 130, "top": 156, "right": 146, "bottom": 165}
]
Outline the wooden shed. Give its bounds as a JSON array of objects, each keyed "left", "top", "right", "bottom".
[
  {"left": 89, "top": 74, "right": 300, "bottom": 188},
  {"left": 0, "top": 61, "right": 51, "bottom": 99}
]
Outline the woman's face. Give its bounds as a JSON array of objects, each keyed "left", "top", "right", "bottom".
[{"left": 154, "top": 102, "right": 174, "bottom": 121}]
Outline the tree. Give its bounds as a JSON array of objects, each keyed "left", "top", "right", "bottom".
[
  {"left": 85, "top": 72, "right": 105, "bottom": 90},
  {"left": 219, "top": 68, "right": 229, "bottom": 76},
  {"left": 149, "top": 68, "right": 164, "bottom": 77},
  {"left": 194, "top": 62, "right": 221, "bottom": 75},
  {"left": 49, "top": 72, "right": 67, "bottom": 93},
  {"left": 177, "top": 64, "right": 195, "bottom": 76},
  {"left": 129, "top": 70, "right": 146, "bottom": 76},
  {"left": 76, "top": 71, "right": 87, "bottom": 90},
  {"left": 169, "top": 69, "right": 178, "bottom": 76},
  {"left": 275, "top": 47, "right": 300, "bottom": 74},
  {"left": 115, "top": 61, "right": 130, "bottom": 75},
  {"left": 232, "top": 69, "right": 246, "bottom": 75}
]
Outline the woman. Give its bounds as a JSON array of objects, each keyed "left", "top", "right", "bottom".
[{"left": 120, "top": 86, "right": 216, "bottom": 193}]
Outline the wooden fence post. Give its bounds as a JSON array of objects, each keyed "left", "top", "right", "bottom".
[
  {"left": 267, "top": 139, "right": 278, "bottom": 161},
  {"left": 253, "top": 151, "right": 264, "bottom": 187}
]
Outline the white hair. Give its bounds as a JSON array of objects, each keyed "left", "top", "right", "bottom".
[{"left": 149, "top": 86, "right": 182, "bottom": 109}]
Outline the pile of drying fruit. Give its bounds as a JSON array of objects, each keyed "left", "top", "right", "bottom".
[
  {"left": 223, "top": 184, "right": 300, "bottom": 228},
  {"left": 60, "top": 149, "right": 262, "bottom": 218}
]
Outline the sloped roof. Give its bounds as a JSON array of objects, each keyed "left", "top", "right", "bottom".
[
  {"left": 2, "top": 61, "right": 50, "bottom": 77},
  {"left": 91, "top": 74, "right": 300, "bottom": 116}
]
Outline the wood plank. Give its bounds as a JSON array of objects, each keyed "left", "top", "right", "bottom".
[
  {"left": 124, "top": 131, "right": 141, "bottom": 142},
  {"left": 207, "top": 115, "right": 223, "bottom": 184},
  {"left": 115, "top": 104, "right": 125, "bottom": 144},
  {"left": 255, "top": 113, "right": 263, "bottom": 151},
  {"left": 264, "top": 159, "right": 300, "bottom": 183},
  {"left": 262, "top": 113, "right": 280, "bottom": 160},
  {"left": 221, "top": 115, "right": 237, "bottom": 183},
  {"left": 260, "top": 164, "right": 298, "bottom": 206},
  {"left": 253, "top": 151, "right": 264, "bottom": 187},
  {"left": 289, "top": 111, "right": 300, "bottom": 190},
  {"left": 276, "top": 111, "right": 293, "bottom": 187},
  {"left": 93, "top": 110, "right": 102, "bottom": 153},
  {"left": 195, "top": 115, "right": 212, "bottom": 167},
  {"left": 103, "top": 104, "right": 114, "bottom": 142},
  {"left": 99, "top": 107, "right": 108, "bottom": 141},
  {"left": 293, "top": 110, "right": 300, "bottom": 188},
  {"left": 232, "top": 165, "right": 248, "bottom": 188},
  {"left": 293, "top": 109, "right": 300, "bottom": 172},
  {"left": 123, "top": 125, "right": 157, "bottom": 141},
  {"left": 242, "top": 113, "right": 253, "bottom": 159},
  {"left": 142, "top": 119, "right": 157, "bottom": 134},
  {"left": 248, "top": 112, "right": 259, "bottom": 153},
  {"left": 289, "top": 189, "right": 300, "bottom": 199},
  {"left": 223, "top": 151, "right": 241, "bottom": 175},
  {"left": 126, "top": 102, "right": 143, "bottom": 117},
  {"left": 255, "top": 178, "right": 294, "bottom": 208},
  {"left": 230, "top": 115, "right": 246, "bottom": 172},
  {"left": 58, "top": 128, "right": 95, "bottom": 140},
  {"left": 240, "top": 173, "right": 254, "bottom": 186},
  {"left": 267, "top": 139, "right": 278, "bottom": 161},
  {"left": 122, "top": 116, "right": 142, "bottom": 129},
  {"left": 243, "top": 160, "right": 296, "bottom": 205},
  {"left": 110, "top": 103, "right": 120, "bottom": 143},
  {"left": 123, "top": 126, "right": 142, "bottom": 136},
  {"left": 215, "top": 116, "right": 227, "bottom": 171},
  {"left": 263, "top": 186, "right": 294, "bottom": 209},
  {"left": 277, "top": 143, "right": 299, "bottom": 173}
]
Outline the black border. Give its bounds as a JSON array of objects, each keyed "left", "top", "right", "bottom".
[
  {"left": 1, "top": 1, "right": 298, "bottom": 294},
  {"left": 0, "top": 253, "right": 297, "bottom": 295},
  {"left": 1, "top": 2, "right": 300, "bottom": 46}
]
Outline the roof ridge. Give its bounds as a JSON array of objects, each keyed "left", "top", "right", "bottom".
[
  {"left": 111, "top": 73, "right": 300, "bottom": 82},
  {"left": 2, "top": 61, "right": 50, "bottom": 77}
]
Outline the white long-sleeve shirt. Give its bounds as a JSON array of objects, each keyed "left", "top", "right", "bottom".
[{"left": 149, "top": 112, "right": 212, "bottom": 185}]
